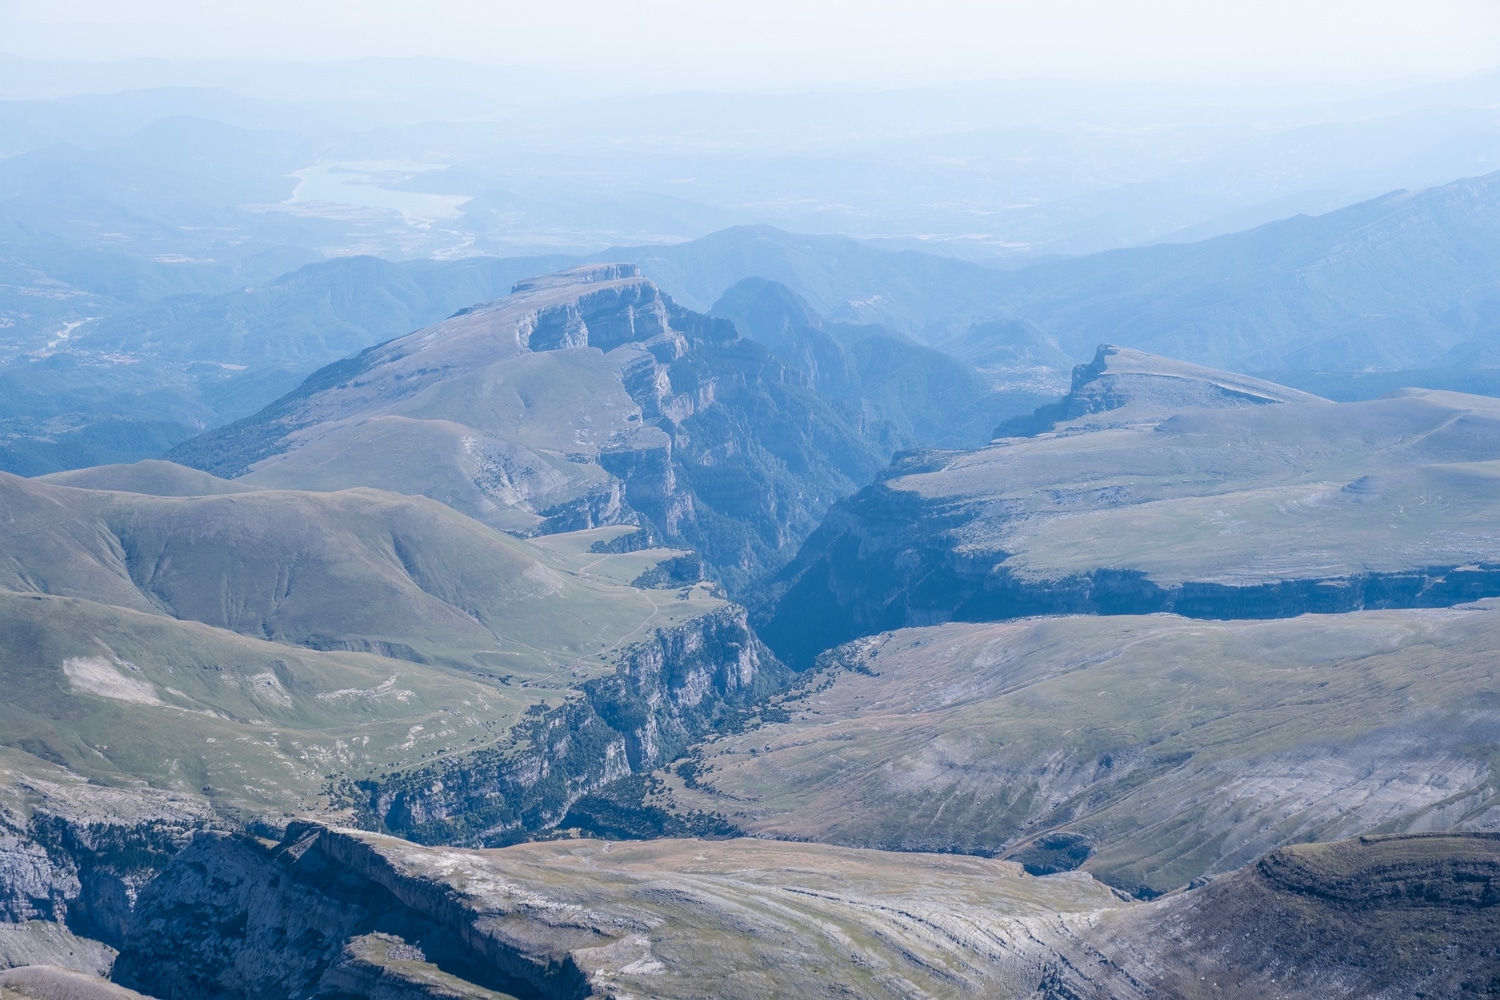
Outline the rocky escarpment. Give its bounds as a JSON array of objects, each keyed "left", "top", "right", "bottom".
[
  {"left": 1038, "top": 833, "right": 1500, "bottom": 999},
  {"left": 364, "top": 606, "right": 785, "bottom": 845},
  {"left": 759, "top": 350, "right": 1500, "bottom": 667},
  {"left": 110, "top": 823, "right": 1122, "bottom": 1000},
  {"left": 0, "top": 783, "right": 211, "bottom": 953},
  {"left": 762, "top": 479, "right": 1500, "bottom": 666},
  {"left": 167, "top": 263, "right": 895, "bottom": 593},
  {"left": 112, "top": 825, "right": 553, "bottom": 1000}
]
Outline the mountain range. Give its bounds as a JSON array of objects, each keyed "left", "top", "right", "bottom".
[
  {"left": 9, "top": 168, "right": 1500, "bottom": 482},
  {"left": 4, "top": 164, "right": 1500, "bottom": 994}
]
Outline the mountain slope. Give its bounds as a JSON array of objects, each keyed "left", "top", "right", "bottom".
[
  {"left": 0, "top": 469, "right": 783, "bottom": 935},
  {"left": 709, "top": 277, "right": 1053, "bottom": 449},
  {"left": 760, "top": 346, "right": 1500, "bottom": 666},
  {"left": 937, "top": 170, "right": 1500, "bottom": 372},
  {"left": 35, "top": 459, "right": 261, "bottom": 496},
  {"left": 608, "top": 173, "right": 1500, "bottom": 376},
  {"left": 168, "top": 263, "right": 898, "bottom": 591},
  {"left": 666, "top": 603, "right": 1500, "bottom": 894},
  {"left": 0, "top": 471, "right": 724, "bottom": 674}
]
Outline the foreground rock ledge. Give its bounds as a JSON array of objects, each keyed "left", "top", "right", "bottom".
[{"left": 111, "top": 824, "right": 1120, "bottom": 999}]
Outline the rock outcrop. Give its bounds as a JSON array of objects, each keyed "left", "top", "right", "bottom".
[
  {"left": 111, "top": 823, "right": 1120, "bottom": 1000},
  {"left": 366, "top": 606, "right": 785, "bottom": 845},
  {"left": 167, "top": 264, "right": 896, "bottom": 592},
  {"left": 759, "top": 350, "right": 1500, "bottom": 666},
  {"left": 1038, "top": 833, "right": 1500, "bottom": 999}
]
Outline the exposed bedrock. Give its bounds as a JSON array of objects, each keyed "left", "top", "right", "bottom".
[
  {"left": 759, "top": 346, "right": 1500, "bottom": 666},
  {"left": 0, "top": 800, "right": 207, "bottom": 953},
  {"left": 112, "top": 825, "right": 558, "bottom": 1000},
  {"left": 1039, "top": 833, "right": 1500, "bottom": 1000},
  {"left": 366, "top": 606, "right": 785, "bottom": 845},
  {"left": 761, "top": 484, "right": 1500, "bottom": 666}
]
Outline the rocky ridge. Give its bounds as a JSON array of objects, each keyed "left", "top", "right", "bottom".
[
  {"left": 363, "top": 605, "right": 785, "bottom": 845},
  {"left": 168, "top": 264, "right": 904, "bottom": 592}
]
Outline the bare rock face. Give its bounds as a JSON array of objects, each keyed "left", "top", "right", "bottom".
[
  {"left": 368, "top": 605, "right": 786, "bottom": 845},
  {"left": 112, "top": 823, "right": 1121, "bottom": 1000},
  {"left": 759, "top": 352, "right": 1500, "bottom": 667},
  {"left": 1039, "top": 833, "right": 1500, "bottom": 999},
  {"left": 0, "top": 779, "right": 210, "bottom": 953},
  {"left": 168, "top": 263, "right": 890, "bottom": 593},
  {"left": 112, "top": 828, "right": 545, "bottom": 1000}
]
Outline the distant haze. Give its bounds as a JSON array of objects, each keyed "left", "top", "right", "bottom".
[{"left": 4, "top": 0, "right": 1499, "bottom": 95}]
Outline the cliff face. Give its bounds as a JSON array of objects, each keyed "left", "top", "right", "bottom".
[
  {"left": 111, "top": 824, "right": 1120, "bottom": 1000},
  {"left": 108, "top": 826, "right": 1500, "bottom": 1000},
  {"left": 759, "top": 350, "right": 1500, "bottom": 666},
  {"left": 0, "top": 780, "right": 210, "bottom": 952},
  {"left": 167, "top": 264, "right": 892, "bottom": 593},
  {"left": 1038, "top": 834, "right": 1500, "bottom": 1000},
  {"left": 112, "top": 826, "right": 556, "bottom": 1000},
  {"left": 367, "top": 606, "right": 785, "bottom": 845}
]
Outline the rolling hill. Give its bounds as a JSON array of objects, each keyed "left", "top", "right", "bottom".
[{"left": 0, "top": 465, "right": 788, "bottom": 939}]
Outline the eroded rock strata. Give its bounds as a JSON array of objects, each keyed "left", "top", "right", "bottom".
[
  {"left": 99, "top": 827, "right": 1500, "bottom": 1000},
  {"left": 760, "top": 346, "right": 1500, "bottom": 665}
]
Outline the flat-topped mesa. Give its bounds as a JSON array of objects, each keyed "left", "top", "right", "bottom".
[
  {"left": 510, "top": 264, "right": 676, "bottom": 354},
  {"left": 413, "top": 262, "right": 678, "bottom": 361},
  {"left": 509, "top": 261, "right": 642, "bottom": 294},
  {"left": 998, "top": 343, "right": 1329, "bottom": 436}
]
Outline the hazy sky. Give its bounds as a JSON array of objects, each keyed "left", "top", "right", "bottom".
[{"left": 4, "top": 0, "right": 1499, "bottom": 92}]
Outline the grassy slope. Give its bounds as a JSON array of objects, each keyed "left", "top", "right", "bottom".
[
  {"left": 666, "top": 602, "right": 1500, "bottom": 894},
  {"left": 937, "top": 391, "right": 1500, "bottom": 583},
  {"left": 36, "top": 460, "right": 262, "bottom": 497},
  {"left": 0, "top": 470, "right": 725, "bottom": 820},
  {"left": 0, "top": 473, "right": 720, "bottom": 675}
]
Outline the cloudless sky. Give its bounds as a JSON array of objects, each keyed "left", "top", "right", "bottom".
[{"left": 3, "top": 0, "right": 1499, "bottom": 92}]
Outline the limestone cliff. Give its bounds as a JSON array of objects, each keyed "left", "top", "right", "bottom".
[
  {"left": 759, "top": 354, "right": 1500, "bottom": 666},
  {"left": 365, "top": 606, "right": 785, "bottom": 845}
]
